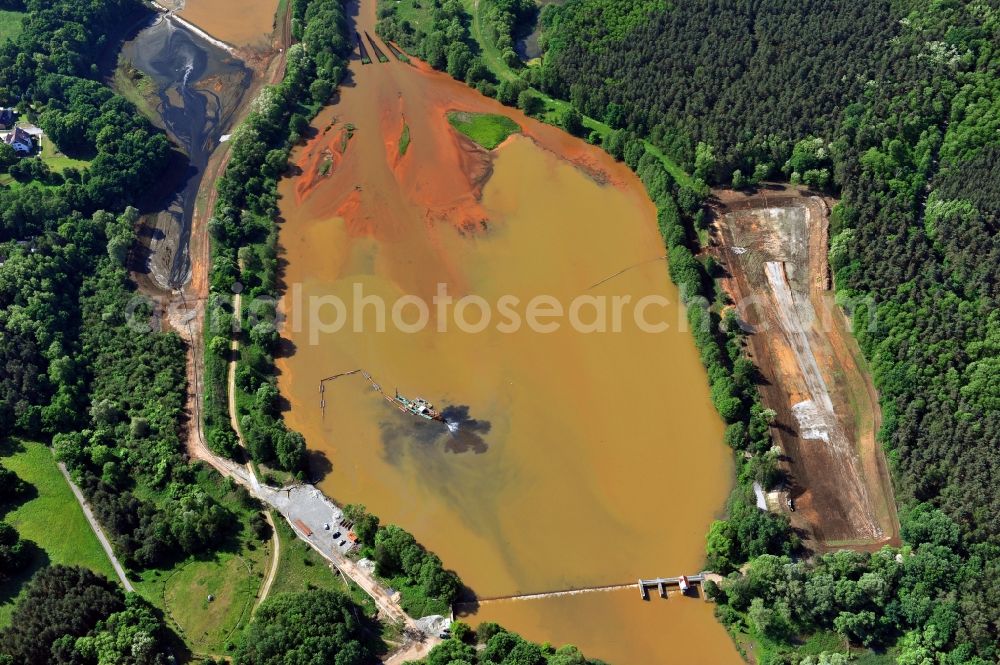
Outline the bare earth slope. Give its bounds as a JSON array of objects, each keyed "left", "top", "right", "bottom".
[{"left": 713, "top": 187, "right": 899, "bottom": 549}]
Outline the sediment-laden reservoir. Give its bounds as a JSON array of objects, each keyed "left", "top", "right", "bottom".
[
  {"left": 156, "top": 0, "right": 279, "bottom": 47},
  {"left": 274, "top": 1, "right": 742, "bottom": 662}
]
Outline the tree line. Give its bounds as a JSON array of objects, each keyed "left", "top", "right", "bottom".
[
  {"left": 708, "top": 504, "right": 997, "bottom": 663},
  {"left": 344, "top": 504, "right": 462, "bottom": 616},
  {"left": 234, "top": 590, "right": 376, "bottom": 665},
  {"left": 0, "top": 0, "right": 235, "bottom": 575},
  {"left": 0, "top": 565, "right": 173, "bottom": 664},
  {"left": 374, "top": 0, "right": 1000, "bottom": 659},
  {"left": 535, "top": 0, "right": 1000, "bottom": 661},
  {"left": 414, "top": 621, "right": 608, "bottom": 665},
  {"left": 478, "top": 0, "right": 536, "bottom": 67},
  {"left": 3, "top": 1, "right": 481, "bottom": 663},
  {"left": 0, "top": 0, "right": 170, "bottom": 241},
  {"left": 203, "top": 0, "right": 353, "bottom": 473},
  {"left": 0, "top": 460, "right": 30, "bottom": 584},
  {"left": 376, "top": 0, "right": 497, "bottom": 94}
]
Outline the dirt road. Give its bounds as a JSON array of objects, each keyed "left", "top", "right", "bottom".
[
  {"left": 190, "top": 280, "right": 438, "bottom": 656},
  {"left": 253, "top": 510, "right": 280, "bottom": 614},
  {"left": 224, "top": 289, "right": 283, "bottom": 614},
  {"left": 148, "top": 2, "right": 440, "bottom": 658},
  {"left": 712, "top": 186, "right": 899, "bottom": 549},
  {"left": 185, "top": 438, "right": 440, "bottom": 649}
]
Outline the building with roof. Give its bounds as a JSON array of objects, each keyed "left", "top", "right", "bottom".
[{"left": 2, "top": 127, "right": 33, "bottom": 156}]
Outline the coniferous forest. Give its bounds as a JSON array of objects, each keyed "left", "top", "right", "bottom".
[
  {"left": 534, "top": 0, "right": 1000, "bottom": 661},
  {"left": 537, "top": 0, "right": 1000, "bottom": 539},
  {"left": 380, "top": 0, "right": 1000, "bottom": 660}
]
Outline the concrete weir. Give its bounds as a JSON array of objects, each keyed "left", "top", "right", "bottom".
[
  {"left": 638, "top": 574, "right": 711, "bottom": 600},
  {"left": 467, "top": 583, "right": 638, "bottom": 605},
  {"left": 460, "top": 575, "right": 718, "bottom": 607}
]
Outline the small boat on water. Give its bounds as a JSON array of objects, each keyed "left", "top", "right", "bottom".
[{"left": 394, "top": 389, "right": 445, "bottom": 422}]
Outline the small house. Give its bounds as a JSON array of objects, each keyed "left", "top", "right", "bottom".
[
  {"left": 2, "top": 127, "right": 33, "bottom": 156},
  {"left": 19, "top": 124, "right": 43, "bottom": 140}
]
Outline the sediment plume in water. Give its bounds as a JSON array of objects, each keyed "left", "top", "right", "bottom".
[{"left": 276, "top": 2, "right": 741, "bottom": 662}]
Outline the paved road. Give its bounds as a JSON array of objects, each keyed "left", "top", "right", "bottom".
[
  {"left": 189, "top": 450, "right": 440, "bottom": 644},
  {"left": 56, "top": 459, "right": 135, "bottom": 592}
]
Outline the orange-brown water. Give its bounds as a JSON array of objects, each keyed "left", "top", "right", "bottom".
[
  {"left": 179, "top": 0, "right": 277, "bottom": 46},
  {"left": 275, "top": 2, "right": 741, "bottom": 663},
  {"left": 467, "top": 588, "right": 744, "bottom": 665}
]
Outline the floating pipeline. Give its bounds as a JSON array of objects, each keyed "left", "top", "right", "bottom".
[{"left": 319, "top": 369, "right": 452, "bottom": 426}]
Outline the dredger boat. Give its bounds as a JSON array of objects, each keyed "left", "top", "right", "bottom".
[{"left": 394, "top": 389, "right": 446, "bottom": 422}]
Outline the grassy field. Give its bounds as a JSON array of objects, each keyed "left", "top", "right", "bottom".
[
  {"left": 385, "top": 0, "right": 435, "bottom": 39},
  {"left": 131, "top": 466, "right": 272, "bottom": 657},
  {"left": 270, "top": 507, "right": 436, "bottom": 619},
  {"left": 398, "top": 123, "right": 411, "bottom": 156},
  {"left": 38, "top": 134, "right": 90, "bottom": 173},
  {"left": 734, "top": 627, "right": 862, "bottom": 665},
  {"left": 447, "top": 111, "right": 520, "bottom": 149},
  {"left": 276, "top": 0, "right": 290, "bottom": 22},
  {"left": 0, "top": 9, "right": 24, "bottom": 43},
  {"left": 269, "top": 516, "right": 377, "bottom": 614},
  {"left": 269, "top": 515, "right": 342, "bottom": 596},
  {"left": 0, "top": 439, "right": 116, "bottom": 627},
  {"left": 0, "top": 132, "right": 90, "bottom": 188},
  {"left": 161, "top": 553, "right": 259, "bottom": 653},
  {"left": 112, "top": 57, "right": 160, "bottom": 126}
]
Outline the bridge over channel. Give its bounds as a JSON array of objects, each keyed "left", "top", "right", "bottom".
[{"left": 455, "top": 574, "right": 722, "bottom": 607}]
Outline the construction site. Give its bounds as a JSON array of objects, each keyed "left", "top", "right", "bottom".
[{"left": 712, "top": 186, "right": 899, "bottom": 549}]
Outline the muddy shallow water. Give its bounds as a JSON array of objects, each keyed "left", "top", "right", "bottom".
[
  {"left": 121, "top": 14, "right": 250, "bottom": 287},
  {"left": 178, "top": 0, "right": 278, "bottom": 46},
  {"left": 275, "top": 2, "right": 741, "bottom": 662}
]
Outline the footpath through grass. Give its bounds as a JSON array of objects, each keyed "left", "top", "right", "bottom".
[
  {"left": 447, "top": 111, "right": 520, "bottom": 149},
  {"left": 461, "top": 0, "right": 515, "bottom": 82},
  {"left": 130, "top": 466, "right": 271, "bottom": 657},
  {"left": 0, "top": 439, "right": 116, "bottom": 626},
  {"left": 159, "top": 553, "right": 258, "bottom": 654}
]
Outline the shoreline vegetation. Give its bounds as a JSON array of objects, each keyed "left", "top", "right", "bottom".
[
  {"left": 202, "top": 0, "right": 468, "bottom": 639},
  {"left": 376, "top": 0, "right": 999, "bottom": 663},
  {"left": 203, "top": 0, "right": 612, "bottom": 662},
  {"left": 447, "top": 110, "right": 520, "bottom": 149},
  {"left": 0, "top": 0, "right": 478, "bottom": 661},
  {"left": 0, "top": 0, "right": 235, "bottom": 658}
]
